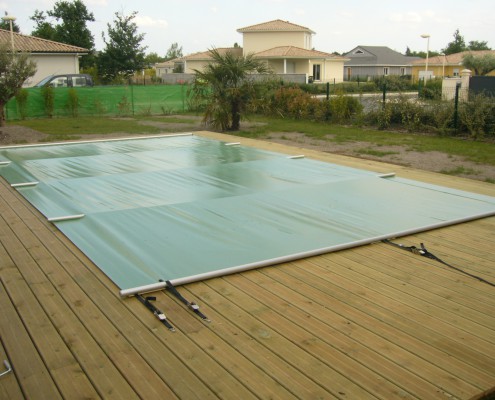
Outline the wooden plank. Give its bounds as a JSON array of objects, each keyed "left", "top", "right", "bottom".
[
  {"left": 0, "top": 278, "right": 62, "bottom": 400},
  {"left": 271, "top": 257, "right": 495, "bottom": 388},
  {"left": 308, "top": 253, "right": 495, "bottom": 373},
  {"left": 199, "top": 278, "right": 416, "bottom": 399},
  {"left": 254, "top": 264, "right": 487, "bottom": 399},
  {"left": 161, "top": 286, "right": 335, "bottom": 400},
  {"left": 335, "top": 248, "right": 495, "bottom": 331},
  {"left": 366, "top": 239, "right": 495, "bottom": 302},
  {"left": 0, "top": 333, "right": 24, "bottom": 400},
  {"left": 228, "top": 269, "right": 462, "bottom": 400}
]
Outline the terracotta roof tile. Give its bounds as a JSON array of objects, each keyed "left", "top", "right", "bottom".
[
  {"left": 181, "top": 47, "right": 243, "bottom": 61},
  {"left": 0, "top": 29, "right": 88, "bottom": 53},
  {"left": 237, "top": 19, "right": 315, "bottom": 34},
  {"left": 254, "top": 46, "right": 346, "bottom": 60}
]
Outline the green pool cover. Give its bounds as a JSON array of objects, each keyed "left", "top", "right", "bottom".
[{"left": 1, "top": 134, "right": 494, "bottom": 293}]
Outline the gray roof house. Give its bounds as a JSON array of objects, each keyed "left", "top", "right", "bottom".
[{"left": 343, "top": 46, "right": 420, "bottom": 81}]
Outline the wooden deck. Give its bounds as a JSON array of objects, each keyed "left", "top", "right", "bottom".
[{"left": 1, "top": 131, "right": 494, "bottom": 400}]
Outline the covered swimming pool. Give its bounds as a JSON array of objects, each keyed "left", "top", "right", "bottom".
[{"left": 1, "top": 133, "right": 494, "bottom": 295}]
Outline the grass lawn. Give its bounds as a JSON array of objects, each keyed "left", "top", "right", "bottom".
[{"left": 236, "top": 116, "right": 495, "bottom": 166}]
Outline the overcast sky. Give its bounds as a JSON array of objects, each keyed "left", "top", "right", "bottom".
[{"left": 2, "top": 0, "right": 494, "bottom": 56}]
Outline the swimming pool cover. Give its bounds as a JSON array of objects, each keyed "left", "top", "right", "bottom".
[{"left": 1, "top": 134, "right": 495, "bottom": 293}]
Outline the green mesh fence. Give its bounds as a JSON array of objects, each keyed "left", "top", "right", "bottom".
[{"left": 6, "top": 84, "right": 191, "bottom": 120}]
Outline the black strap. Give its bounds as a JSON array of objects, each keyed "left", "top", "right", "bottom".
[
  {"left": 163, "top": 280, "right": 210, "bottom": 322},
  {"left": 136, "top": 294, "right": 176, "bottom": 331},
  {"left": 382, "top": 239, "right": 495, "bottom": 287}
]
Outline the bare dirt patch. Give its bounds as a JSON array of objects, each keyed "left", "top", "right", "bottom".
[
  {"left": 264, "top": 132, "right": 495, "bottom": 182},
  {"left": 0, "top": 125, "right": 48, "bottom": 145}
]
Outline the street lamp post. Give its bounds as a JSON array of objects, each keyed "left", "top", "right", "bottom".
[
  {"left": 2, "top": 14, "right": 16, "bottom": 52},
  {"left": 420, "top": 34, "right": 430, "bottom": 81}
]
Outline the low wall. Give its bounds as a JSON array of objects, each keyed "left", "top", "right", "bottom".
[{"left": 158, "top": 73, "right": 308, "bottom": 85}]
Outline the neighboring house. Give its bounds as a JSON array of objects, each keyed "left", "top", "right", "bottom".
[
  {"left": 411, "top": 50, "right": 495, "bottom": 81},
  {"left": 154, "top": 60, "right": 176, "bottom": 77},
  {"left": 0, "top": 29, "right": 88, "bottom": 87},
  {"left": 181, "top": 47, "right": 243, "bottom": 75},
  {"left": 343, "top": 46, "right": 420, "bottom": 81},
  {"left": 180, "top": 19, "right": 348, "bottom": 84}
]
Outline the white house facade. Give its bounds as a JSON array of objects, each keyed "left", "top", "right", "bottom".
[
  {"left": 180, "top": 19, "right": 347, "bottom": 84},
  {"left": 0, "top": 29, "right": 88, "bottom": 87}
]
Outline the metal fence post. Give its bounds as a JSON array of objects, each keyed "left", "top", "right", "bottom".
[{"left": 130, "top": 81, "right": 135, "bottom": 116}]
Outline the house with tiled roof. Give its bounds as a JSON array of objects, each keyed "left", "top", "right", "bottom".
[
  {"left": 181, "top": 47, "right": 243, "bottom": 76},
  {"left": 411, "top": 50, "right": 495, "bottom": 81},
  {"left": 179, "top": 20, "right": 348, "bottom": 84},
  {"left": 0, "top": 29, "right": 88, "bottom": 87},
  {"left": 343, "top": 46, "right": 420, "bottom": 81}
]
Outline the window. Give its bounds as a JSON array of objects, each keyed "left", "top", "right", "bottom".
[
  {"left": 51, "top": 77, "right": 68, "bottom": 87},
  {"left": 72, "top": 76, "right": 88, "bottom": 87},
  {"left": 453, "top": 69, "right": 460, "bottom": 77},
  {"left": 400, "top": 67, "right": 406, "bottom": 76},
  {"left": 383, "top": 67, "right": 389, "bottom": 76},
  {"left": 313, "top": 64, "right": 321, "bottom": 81}
]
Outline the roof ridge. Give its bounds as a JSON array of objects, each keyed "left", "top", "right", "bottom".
[
  {"left": 237, "top": 19, "right": 315, "bottom": 34},
  {"left": 254, "top": 45, "right": 345, "bottom": 59},
  {"left": 0, "top": 28, "right": 89, "bottom": 52}
]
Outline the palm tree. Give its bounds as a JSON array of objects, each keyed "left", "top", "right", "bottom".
[{"left": 191, "top": 48, "right": 271, "bottom": 131}]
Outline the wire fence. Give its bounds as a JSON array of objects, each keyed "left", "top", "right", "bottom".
[{"left": 6, "top": 84, "right": 192, "bottom": 121}]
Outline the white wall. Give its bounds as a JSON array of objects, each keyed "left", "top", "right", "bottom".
[
  {"left": 24, "top": 54, "right": 81, "bottom": 87},
  {"left": 243, "top": 31, "right": 310, "bottom": 54}
]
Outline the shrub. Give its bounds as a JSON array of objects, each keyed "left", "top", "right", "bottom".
[
  {"left": 117, "top": 95, "right": 132, "bottom": 116},
  {"left": 373, "top": 75, "right": 416, "bottom": 92},
  {"left": 67, "top": 88, "right": 79, "bottom": 117},
  {"left": 15, "top": 89, "right": 29, "bottom": 120},
  {"left": 368, "top": 95, "right": 442, "bottom": 132},
  {"left": 458, "top": 93, "right": 495, "bottom": 139},
  {"left": 93, "top": 99, "right": 107, "bottom": 116},
  {"left": 329, "top": 92, "right": 363, "bottom": 124},
  {"left": 430, "top": 101, "right": 456, "bottom": 135},
  {"left": 419, "top": 79, "right": 442, "bottom": 100},
  {"left": 268, "top": 86, "right": 318, "bottom": 119},
  {"left": 41, "top": 86, "right": 55, "bottom": 118}
]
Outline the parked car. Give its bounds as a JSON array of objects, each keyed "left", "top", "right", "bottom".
[{"left": 34, "top": 74, "right": 94, "bottom": 88}]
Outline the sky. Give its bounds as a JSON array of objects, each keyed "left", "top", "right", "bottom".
[{"left": 2, "top": 0, "right": 494, "bottom": 56}]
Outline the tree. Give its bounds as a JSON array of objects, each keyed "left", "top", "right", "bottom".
[
  {"left": 144, "top": 52, "right": 165, "bottom": 66},
  {"left": 30, "top": 10, "right": 56, "bottom": 40},
  {"left": 0, "top": 44, "right": 37, "bottom": 126},
  {"left": 191, "top": 48, "right": 271, "bottom": 131},
  {"left": 463, "top": 53, "right": 495, "bottom": 75},
  {"left": 443, "top": 29, "right": 467, "bottom": 55},
  {"left": 30, "top": 1, "right": 95, "bottom": 67},
  {"left": 165, "top": 42, "right": 183, "bottom": 60},
  {"left": 468, "top": 40, "right": 491, "bottom": 51},
  {"left": 48, "top": 1, "right": 95, "bottom": 51},
  {"left": 97, "top": 11, "right": 147, "bottom": 83},
  {"left": 405, "top": 47, "right": 440, "bottom": 58}
]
